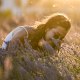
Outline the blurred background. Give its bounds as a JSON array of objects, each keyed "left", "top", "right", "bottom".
[
  {"left": 0, "top": 1, "right": 80, "bottom": 80},
  {"left": 0, "top": 0, "right": 80, "bottom": 45}
]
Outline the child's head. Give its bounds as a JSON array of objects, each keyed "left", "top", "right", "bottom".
[
  {"left": 45, "top": 13, "right": 71, "bottom": 35},
  {"left": 35, "top": 13, "right": 71, "bottom": 38},
  {"left": 30, "top": 13, "right": 71, "bottom": 50}
]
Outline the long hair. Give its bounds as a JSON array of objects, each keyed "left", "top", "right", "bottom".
[{"left": 29, "top": 13, "right": 71, "bottom": 49}]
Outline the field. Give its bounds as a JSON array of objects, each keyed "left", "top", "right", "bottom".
[
  {"left": 0, "top": 0, "right": 80, "bottom": 80},
  {"left": 0, "top": 15, "right": 80, "bottom": 80}
]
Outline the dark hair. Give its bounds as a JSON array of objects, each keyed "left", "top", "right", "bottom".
[
  {"left": 45, "top": 14, "right": 71, "bottom": 31},
  {"left": 29, "top": 13, "right": 71, "bottom": 49}
]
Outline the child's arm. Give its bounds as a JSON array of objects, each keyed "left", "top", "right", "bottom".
[{"left": 2, "top": 26, "right": 29, "bottom": 50}]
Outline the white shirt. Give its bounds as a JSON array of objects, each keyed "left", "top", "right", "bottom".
[{"left": 2, "top": 26, "right": 28, "bottom": 49}]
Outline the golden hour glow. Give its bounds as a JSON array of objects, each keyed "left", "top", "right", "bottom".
[{"left": 0, "top": 0, "right": 80, "bottom": 80}]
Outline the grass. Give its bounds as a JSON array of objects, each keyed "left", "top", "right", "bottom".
[{"left": 0, "top": 24, "right": 80, "bottom": 80}]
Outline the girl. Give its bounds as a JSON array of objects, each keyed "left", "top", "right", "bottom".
[{"left": 2, "top": 13, "right": 71, "bottom": 52}]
